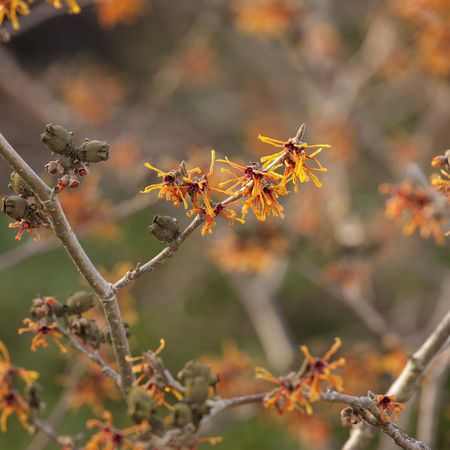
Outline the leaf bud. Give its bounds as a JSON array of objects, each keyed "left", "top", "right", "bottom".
[
  {"left": 57, "top": 174, "right": 71, "bottom": 190},
  {"left": 173, "top": 402, "right": 193, "bottom": 428},
  {"left": 41, "top": 124, "right": 74, "bottom": 156},
  {"left": 77, "top": 139, "right": 110, "bottom": 163},
  {"left": 127, "top": 386, "right": 157, "bottom": 424},
  {"left": 30, "top": 296, "right": 64, "bottom": 319},
  {"left": 1, "top": 195, "right": 29, "bottom": 220},
  {"left": 149, "top": 215, "right": 180, "bottom": 244},
  {"left": 66, "top": 291, "right": 95, "bottom": 315},
  {"left": 68, "top": 175, "right": 80, "bottom": 189},
  {"left": 178, "top": 361, "right": 218, "bottom": 404},
  {"left": 8, "top": 172, "right": 34, "bottom": 198}
]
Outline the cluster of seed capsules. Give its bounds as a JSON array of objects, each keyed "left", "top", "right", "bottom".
[
  {"left": 1, "top": 124, "right": 110, "bottom": 240},
  {"left": 23, "top": 291, "right": 129, "bottom": 351}
]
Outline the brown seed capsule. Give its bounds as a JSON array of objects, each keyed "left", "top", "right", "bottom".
[
  {"left": 8, "top": 172, "right": 34, "bottom": 198},
  {"left": 173, "top": 402, "right": 193, "bottom": 428},
  {"left": 30, "top": 296, "right": 64, "bottom": 319},
  {"left": 128, "top": 386, "right": 157, "bottom": 424},
  {"left": 340, "top": 406, "right": 361, "bottom": 427},
  {"left": 1, "top": 196, "right": 29, "bottom": 220},
  {"left": 149, "top": 215, "right": 180, "bottom": 244},
  {"left": 40, "top": 124, "right": 74, "bottom": 156},
  {"left": 66, "top": 291, "right": 95, "bottom": 315},
  {"left": 77, "top": 139, "right": 110, "bottom": 163}
]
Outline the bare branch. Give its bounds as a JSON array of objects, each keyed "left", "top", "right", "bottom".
[{"left": 343, "top": 310, "right": 450, "bottom": 450}]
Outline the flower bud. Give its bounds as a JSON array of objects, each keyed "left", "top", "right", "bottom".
[
  {"left": 66, "top": 291, "right": 95, "bottom": 315},
  {"left": 178, "top": 361, "right": 218, "bottom": 405},
  {"left": 45, "top": 161, "right": 58, "bottom": 174},
  {"left": 173, "top": 402, "right": 193, "bottom": 427},
  {"left": 68, "top": 175, "right": 80, "bottom": 189},
  {"left": 128, "top": 386, "right": 157, "bottom": 424},
  {"left": 8, "top": 172, "right": 34, "bottom": 198},
  {"left": 1, "top": 196, "right": 29, "bottom": 220},
  {"left": 149, "top": 215, "right": 180, "bottom": 244},
  {"left": 57, "top": 174, "right": 71, "bottom": 191},
  {"left": 77, "top": 139, "right": 110, "bottom": 163},
  {"left": 30, "top": 296, "right": 64, "bottom": 319},
  {"left": 40, "top": 124, "right": 74, "bottom": 155}
]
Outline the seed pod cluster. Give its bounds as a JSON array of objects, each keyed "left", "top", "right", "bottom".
[{"left": 40, "top": 123, "right": 110, "bottom": 192}]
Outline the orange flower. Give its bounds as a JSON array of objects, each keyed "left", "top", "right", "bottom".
[
  {"left": 8, "top": 220, "right": 40, "bottom": 241},
  {"left": 0, "top": 341, "right": 39, "bottom": 387},
  {"left": 300, "top": 337, "right": 346, "bottom": 401},
  {"left": 142, "top": 161, "right": 200, "bottom": 209},
  {"left": 85, "top": 411, "right": 148, "bottom": 450},
  {"left": 255, "top": 367, "right": 312, "bottom": 414},
  {"left": 241, "top": 183, "right": 285, "bottom": 221},
  {"left": 0, "top": 0, "right": 30, "bottom": 30},
  {"left": 259, "top": 134, "right": 330, "bottom": 191},
  {"left": 379, "top": 182, "right": 446, "bottom": 244},
  {"left": 189, "top": 201, "right": 245, "bottom": 236},
  {"left": 18, "top": 319, "right": 67, "bottom": 354},
  {"left": 374, "top": 394, "right": 405, "bottom": 423},
  {"left": 0, "top": 387, "right": 30, "bottom": 432},
  {"left": 183, "top": 150, "right": 218, "bottom": 217}
]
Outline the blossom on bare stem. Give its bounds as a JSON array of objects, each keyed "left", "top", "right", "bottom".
[
  {"left": 300, "top": 337, "right": 346, "bottom": 402},
  {"left": 18, "top": 319, "right": 67, "bottom": 354},
  {"left": 259, "top": 134, "right": 330, "bottom": 190},
  {"left": 374, "top": 394, "right": 405, "bottom": 423}
]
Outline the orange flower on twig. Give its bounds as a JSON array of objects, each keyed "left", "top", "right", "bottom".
[{"left": 18, "top": 319, "right": 67, "bottom": 354}]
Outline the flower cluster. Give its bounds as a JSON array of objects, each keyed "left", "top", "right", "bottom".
[
  {"left": 18, "top": 291, "right": 115, "bottom": 353},
  {"left": 142, "top": 126, "right": 330, "bottom": 236},
  {"left": 379, "top": 150, "right": 450, "bottom": 244},
  {"left": 0, "top": 341, "right": 39, "bottom": 432},
  {"left": 0, "top": 0, "right": 80, "bottom": 31},
  {"left": 256, "top": 338, "right": 345, "bottom": 414}
]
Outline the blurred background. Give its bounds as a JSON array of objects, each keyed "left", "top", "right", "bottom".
[{"left": 0, "top": 0, "right": 449, "bottom": 449}]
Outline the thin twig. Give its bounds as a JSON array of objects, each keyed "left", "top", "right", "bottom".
[{"left": 54, "top": 319, "right": 121, "bottom": 386}]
